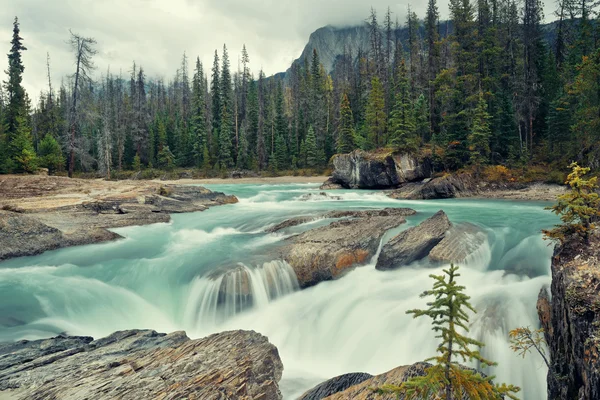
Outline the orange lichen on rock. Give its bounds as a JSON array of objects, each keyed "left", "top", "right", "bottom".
[{"left": 334, "top": 249, "right": 370, "bottom": 275}]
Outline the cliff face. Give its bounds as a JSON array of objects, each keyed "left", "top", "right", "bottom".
[{"left": 539, "top": 230, "right": 600, "bottom": 400}]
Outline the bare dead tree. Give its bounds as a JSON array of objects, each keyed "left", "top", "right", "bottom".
[{"left": 67, "top": 30, "right": 97, "bottom": 178}]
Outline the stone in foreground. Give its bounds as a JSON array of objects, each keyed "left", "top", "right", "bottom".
[
  {"left": 299, "top": 372, "right": 373, "bottom": 400},
  {"left": 304, "top": 363, "right": 431, "bottom": 400},
  {"left": 376, "top": 210, "right": 452, "bottom": 270},
  {"left": 0, "top": 329, "right": 283, "bottom": 400}
]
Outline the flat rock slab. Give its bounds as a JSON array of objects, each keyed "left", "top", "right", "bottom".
[
  {"left": 376, "top": 210, "right": 452, "bottom": 270},
  {"left": 0, "top": 182, "right": 237, "bottom": 261},
  {"left": 0, "top": 329, "right": 283, "bottom": 400},
  {"left": 282, "top": 208, "right": 415, "bottom": 288}
]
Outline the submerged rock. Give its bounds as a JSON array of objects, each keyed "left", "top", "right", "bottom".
[
  {"left": 282, "top": 208, "right": 414, "bottom": 288},
  {"left": 266, "top": 216, "right": 317, "bottom": 233},
  {"left": 428, "top": 222, "right": 487, "bottom": 264},
  {"left": 298, "top": 192, "right": 343, "bottom": 201},
  {"left": 299, "top": 372, "right": 373, "bottom": 400},
  {"left": 539, "top": 229, "right": 600, "bottom": 400},
  {"left": 376, "top": 210, "right": 452, "bottom": 270},
  {"left": 328, "top": 150, "right": 431, "bottom": 189},
  {"left": 0, "top": 329, "right": 283, "bottom": 400}
]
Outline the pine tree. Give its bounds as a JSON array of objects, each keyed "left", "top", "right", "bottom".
[
  {"left": 378, "top": 265, "right": 520, "bottom": 400},
  {"left": 389, "top": 60, "right": 418, "bottom": 152},
  {"left": 544, "top": 163, "right": 600, "bottom": 244},
  {"left": 366, "top": 76, "right": 386, "bottom": 149},
  {"left": 191, "top": 57, "right": 207, "bottom": 167},
  {"left": 336, "top": 93, "right": 356, "bottom": 154},
  {"left": 305, "top": 126, "right": 318, "bottom": 168},
  {"left": 4, "top": 17, "right": 28, "bottom": 140},
  {"left": 10, "top": 115, "right": 37, "bottom": 173},
  {"left": 468, "top": 93, "right": 492, "bottom": 173},
  {"left": 211, "top": 50, "right": 221, "bottom": 134}
]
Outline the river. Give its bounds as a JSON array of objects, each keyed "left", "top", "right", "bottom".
[{"left": 0, "top": 183, "right": 557, "bottom": 399}]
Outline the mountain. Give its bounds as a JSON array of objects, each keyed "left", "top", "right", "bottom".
[{"left": 274, "top": 20, "right": 559, "bottom": 80}]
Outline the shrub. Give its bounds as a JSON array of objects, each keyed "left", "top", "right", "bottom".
[{"left": 483, "top": 165, "right": 512, "bottom": 182}]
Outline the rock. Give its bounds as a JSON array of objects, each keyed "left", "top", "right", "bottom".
[
  {"left": 282, "top": 209, "right": 413, "bottom": 288},
  {"left": 329, "top": 150, "right": 431, "bottom": 189},
  {"left": 320, "top": 363, "right": 431, "bottom": 399},
  {"left": 376, "top": 210, "right": 452, "bottom": 270},
  {"left": 0, "top": 329, "right": 283, "bottom": 400},
  {"left": 0, "top": 184, "right": 238, "bottom": 262},
  {"left": 428, "top": 223, "right": 487, "bottom": 264},
  {"left": 389, "top": 173, "right": 475, "bottom": 200},
  {"left": 267, "top": 216, "right": 317, "bottom": 233},
  {"left": 320, "top": 178, "right": 344, "bottom": 190},
  {"left": 298, "top": 192, "right": 343, "bottom": 201},
  {"left": 0, "top": 211, "right": 120, "bottom": 261},
  {"left": 324, "top": 208, "right": 416, "bottom": 219},
  {"left": 266, "top": 208, "right": 416, "bottom": 234},
  {"left": 539, "top": 229, "right": 600, "bottom": 400},
  {"left": 299, "top": 372, "right": 373, "bottom": 400}
]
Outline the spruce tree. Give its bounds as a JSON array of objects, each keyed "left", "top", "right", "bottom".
[
  {"left": 379, "top": 265, "right": 520, "bottom": 400},
  {"left": 336, "top": 93, "right": 356, "bottom": 154},
  {"left": 304, "top": 126, "right": 318, "bottom": 168},
  {"left": 9, "top": 115, "right": 37, "bottom": 173},
  {"left": 211, "top": 50, "right": 221, "bottom": 134},
  {"left": 4, "top": 17, "right": 28, "bottom": 140},
  {"left": 38, "top": 134, "right": 64, "bottom": 174},
  {"left": 389, "top": 60, "right": 418, "bottom": 153},
  {"left": 191, "top": 57, "right": 207, "bottom": 167},
  {"left": 468, "top": 93, "right": 492, "bottom": 173},
  {"left": 366, "top": 76, "right": 386, "bottom": 149}
]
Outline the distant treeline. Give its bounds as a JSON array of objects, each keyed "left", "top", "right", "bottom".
[{"left": 1, "top": 0, "right": 599, "bottom": 178}]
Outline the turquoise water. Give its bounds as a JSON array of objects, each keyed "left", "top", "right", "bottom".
[{"left": 0, "top": 183, "right": 558, "bottom": 399}]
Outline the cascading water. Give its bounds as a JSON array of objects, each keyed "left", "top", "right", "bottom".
[
  {"left": 0, "top": 183, "right": 558, "bottom": 399},
  {"left": 184, "top": 260, "right": 299, "bottom": 329}
]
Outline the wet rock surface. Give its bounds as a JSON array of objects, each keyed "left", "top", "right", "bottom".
[
  {"left": 428, "top": 222, "right": 487, "bottom": 264},
  {"left": 539, "top": 229, "right": 600, "bottom": 400},
  {"left": 0, "top": 329, "right": 283, "bottom": 400},
  {"left": 281, "top": 208, "right": 414, "bottom": 288},
  {"left": 376, "top": 210, "right": 452, "bottom": 270}
]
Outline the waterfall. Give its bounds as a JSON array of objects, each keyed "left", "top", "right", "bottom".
[{"left": 183, "top": 260, "right": 299, "bottom": 331}]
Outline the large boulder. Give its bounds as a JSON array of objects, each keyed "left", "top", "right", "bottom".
[
  {"left": 376, "top": 210, "right": 452, "bottom": 270},
  {"left": 389, "top": 173, "right": 475, "bottom": 200},
  {"left": 539, "top": 229, "right": 600, "bottom": 400},
  {"left": 428, "top": 223, "right": 487, "bottom": 264},
  {"left": 0, "top": 329, "right": 283, "bottom": 400},
  {"left": 329, "top": 150, "right": 431, "bottom": 189},
  {"left": 282, "top": 208, "right": 416, "bottom": 288}
]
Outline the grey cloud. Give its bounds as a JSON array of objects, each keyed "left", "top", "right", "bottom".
[{"left": 2, "top": 0, "right": 555, "bottom": 103}]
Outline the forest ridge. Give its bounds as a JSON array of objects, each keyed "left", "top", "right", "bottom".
[{"left": 0, "top": 0, "right": 599, "bottom": 178}]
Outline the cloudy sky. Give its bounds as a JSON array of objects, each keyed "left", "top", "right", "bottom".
[{"left": 2, "top": 0, "right": 554, "bottom": 102}]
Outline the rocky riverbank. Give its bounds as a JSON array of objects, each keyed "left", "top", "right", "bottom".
[
  {"left": 321, "top": 150, "right": 566, "bottom": 201},
  {"left": 0, "top": 329, "right": 283, "bottom": 400},
  {"left": 0, "top": 175, "right": 237, "bottom": 261},
  {"left": 538, "top": 229, "right": 600, "bottom": 400}
]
